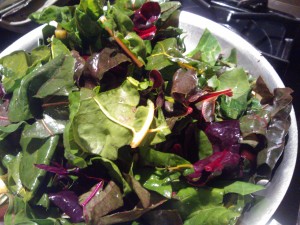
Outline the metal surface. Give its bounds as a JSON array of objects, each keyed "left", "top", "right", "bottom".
[{"left": 0, "top": 11, "right": 298, "bottom": 225}]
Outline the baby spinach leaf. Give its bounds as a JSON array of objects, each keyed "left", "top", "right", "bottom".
[
  {"left": 0, "top": 51, "right": 30, "bottom": 93},
  {"left": 169, "top": 187, "right": 240, "bottom": 225},
  {"left": 29, "top": 46, "right": 51, "bottom": 67},
  {"left": 217, "top": 68, "right": 251, "bottom": 119},
  {"left": 0, "top": 122, "right": 24, "bottom": 141},
  {"left": 78, "top": 0, "right": 104, "bottom": 20},
  {"left": 187, "top": 29, "right": 221, "bottom": 66},
  {"left": 224, "top": 181, "right": 264, "bottom": 196},
  {"left": 135, "top": 168, "right": 180, "bottom": 198},
  {"left": 51, "top": 38, "right": 70, "bottom": 59},
  {"left": 197, "top": 130, "right": 213, "bottom": 159}
]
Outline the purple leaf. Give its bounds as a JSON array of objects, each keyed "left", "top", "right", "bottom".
[
  {"left": 171, "top": 68, "right": 198, "bottom": 104},
  {"left": 186, "top": 150, "right": 241, "bottom": 186},
  {"left": 149, "top": 70, "right": 164, "bottom": 89},
  {"left": 133, "top": 2, "right": 161, "bottom": 40},
  {"left": 204, "top": 120, "right": 241, "bottom": 154},
  {"left": 35, "top": 163, "right": 69, "bottom": 175},
  {"left": 49, "top": 190, "right": 84, "bottom": 223}
]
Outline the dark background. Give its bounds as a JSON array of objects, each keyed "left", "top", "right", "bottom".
[{"left": 0, "top": 0, "right": 299, "bottom": 224}]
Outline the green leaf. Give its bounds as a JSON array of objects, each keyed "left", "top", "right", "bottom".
[
  {"left": 224, "top": 181, "right": 265, "bottom": 196},
  {"left": 139, "top": 147, "right": 191, "bottom": 169},
  {"left": 4, "top": 194, "right": 36, "bottom": 225},
  {"left": 167, "top": 187, "right": 240, "bottom": 225},
  {"left": 197, "top": 130, "right": 213, "bottom": 159},
  {"left": 146, "top": 38, "right": 181, "bottom": 71},
  {"left": 2, "top": 153, "right": 26, "bottom": 197},
  {"left": 79, "top": 0, "right": 104, "bottom": 20},
  {"left": 64, "top": 92, "right": 89, "bottom": 168},
  {"left": 0, "top": 122, "right": 24, "bottom": 141},
  {"left": 22, "top": 114, "right": 67, "bottom": 139},
  {"left": 217, "top": 68, "right": 251, "bottom": 119},
  {"left": 159, "top": 2, "right": 181, "bottom": 22},
  {"left": 8, "top": 54, "right": 75, "bottom": 122},
  {"left": 19, "top": 130, "right": 59, "bottom": 200},
  {"left": 35, "top": 55, "right": 76, "bottom": 98},
  {"left": 29, "top": 46, "right": 51, "bottom": 67},
  {"left": 29, "top": 5, "right": 75, "bottom": 29},
  {"left": 0, "top": 51, "right": 30, "bottom": 93},
  {"left": 91, "top": 157, "right": 132, "bottom": 194},
  {"left": 187, "top": 29, "right": 221, "bottom": 66},
  {"left": 135, "top": 168, "right": 180, "bottom": 198},
  {"left": 50, "top": 38, "right": 70, "bottom": 59},
  {"left": 71, "top": 80, "right": 155, "bottom": 160}
]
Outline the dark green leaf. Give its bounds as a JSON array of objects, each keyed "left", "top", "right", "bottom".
[
  {"left": 19, "top": 130, "right": 59, "bottom": 199},
  {"left": 8, "top": 54, "right": 75, "bottom": 122},
  {"left": 197, "top": 130, "right": 213, "bottom": 159}
]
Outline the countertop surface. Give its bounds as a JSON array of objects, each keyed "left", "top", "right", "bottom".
[{"left": 0, "top": 1, "right": 300, "bottom": 225}]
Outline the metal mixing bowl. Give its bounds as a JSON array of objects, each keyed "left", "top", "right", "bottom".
[{"left": 0, "top": 10, "right": 298, "bottom": 225}]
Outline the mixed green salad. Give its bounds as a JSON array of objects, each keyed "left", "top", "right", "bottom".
[{"left": 0, "top": 0, "right": 293, "bottom": 224}]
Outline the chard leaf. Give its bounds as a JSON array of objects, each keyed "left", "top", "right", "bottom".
[
  {"left": 139, "top": 147, "right": 191, "bottom": 169},
  {"left": 187, "top": 29, "right": 221, "bottom": 66},
  {"left": 78, "top": 0, "right": 104, "bottom": 20},
  {"left": 95, "top": 192, "right": 167, "bottom": 225},
  {"left": 19, "top": 129, "right": 59, "bottom": 200},
  {"left": 224, "top": 181, "right": 264, "bottom": 196},
  {"left": 79, "top": 181, "right": 124, "bottom": 223},
  {"left": 72, "top": 80, "right": 154, "bottom": 160},
  {"left": 91, "top": 157, "right": 132, "bottom": 194},
  {"left": 146, "top": 38, "right": 182, "bottom": 71},
  {"left": 21, "top": 114, "right": 67, "bottom": 139},
  {"left": 159, "top": 2, "right": 181, "bottom": 22},
  {"left": 85, "top": 48, "right": 130, "bottom": 80},
  {"left": 8, "top": 54, "right": 75, "bottom": 122},
  {"left": 35, "top": 55, "right": 76, "bottom": 98}
]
